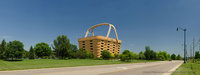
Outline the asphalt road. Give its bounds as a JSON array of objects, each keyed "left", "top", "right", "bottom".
[{"left": 0, "top": 61, "right": 183, "bottom": 75}]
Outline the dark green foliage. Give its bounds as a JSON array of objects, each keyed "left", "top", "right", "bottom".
[
  {"left": 195, "top": 51, "right": 200, "bottom": 59},
  {"left": 5, "top": 40, "right": 24, "bottom": 60},
  {"left": 176, "top": 54, "right": 182, "bottom": 60},
  {"left": 144, "top": 46, "right": 151, "bottom": 60},
  {"left": 101, "top": 50, "right": 111, "bottom": 60},
  {"left": 71, "top": 44, "right": 78, "bottom": 52},
  {"left": 70, "top": 44, "right": 78, "bottom": 58},
  {"left": 139, "top": 51, "right": 145, "bottom": 59},
  {"left": 156, "top": 51, "right": 168, "bottom": 61},
  {"left": 34, "top": 42, "right": 52, "bottom": 58},
  {"left": 29, "top": 46, "right": 36, "bottom": 59},
  {"left": 156, "top": 51, "right": 165, "bottom": 61},
  {"left": 75, "top": 48, "right": 93, "bottom": 59},
  {"left": 23, "top": 50, "right": 29, "bottom": 59},
  {"left": 53, "top": 35, "right": 72, "bottom": 59},
  {"left": 167, "top": 54, "right": 171, "bottom": 59},
  {"left": 171, "top": 54, "right": 176, "bottom": 60},
  {"left": 144, "top": 46, "right": 157, "bottom": 60},
  {"left": 120, "top": 50, "right": 133, "bottom": 61},
  {"left": 0, "top": 39, "right": 6, "bottom": 59},
  {"left": 114, "top": 53, "right": 119, "bottom": 59}
]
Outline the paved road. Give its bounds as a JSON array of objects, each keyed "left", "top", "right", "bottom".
[{"left": 0, "top": 61, "right": 183, "bottom": 75}]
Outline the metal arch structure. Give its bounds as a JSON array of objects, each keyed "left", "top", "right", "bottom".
[{"left": 84, "top": 23, "right": 119, "bottom": 41}]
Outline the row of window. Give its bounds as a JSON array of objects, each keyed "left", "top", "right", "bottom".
[{"left": 82, "top": 40, "right": 121, "bottom": 44}]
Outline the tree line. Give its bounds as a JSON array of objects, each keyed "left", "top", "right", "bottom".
[{"left": 0, "top": 35, "right": 183, "bottom": 61}]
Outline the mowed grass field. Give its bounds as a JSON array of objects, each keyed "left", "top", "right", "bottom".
[
  {"left": 0, "top": 59, "right": 155, "bottom": 71},
  {"left": 172, "top": 60, "right": 200, "bottom": 75}
]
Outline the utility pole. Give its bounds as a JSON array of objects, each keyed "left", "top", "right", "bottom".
[
  {"left": 176, "top": 27, "right": 187, "bottom": 64},
  {"left": 199, "top": 39, "right": 200, "bottom": 51},
  {"left": 193, "top": 38, "right": 195, "bottom": 57},
  {"left": 190, "top": 45, "right": 192, "bottom": 58}
]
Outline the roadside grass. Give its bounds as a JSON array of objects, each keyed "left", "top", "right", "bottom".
[
  {"left": 172, "top": 60, "right": 200, "bottom": 75},
  {"left": 0, "top": 59, "right": 156, "bottom": 71}
]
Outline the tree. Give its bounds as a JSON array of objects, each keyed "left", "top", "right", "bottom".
[
  {"left": 195, "top": 51, "right": 200, "bottom": 59},
  {"left": 101, "top": 50, "right": 111, "bottom": 60},
  {"left": 53, "top": 35, "right": 72, "bottom": 59},
  {"left": 163, "top": 51, "right": 168, "bottom": 60},
  {"left": 34, "top": 42, "right": 52, "bottom": 58},
  {"left": 144, "top": 46, "right": 151, "bottom": 60},
  {"left": 156, "top": 51, "right": 168, "bottom": 61},
  {"left": 120, "top": 50, "right": 134, "bottom": 61},
  {"left": 29, "top": 46, "right": 36, "bottom": 59},
  {"left": 144, "top": 46, "right": 156, "bottom": 60},
  {"left": 176, "top": 54, "right": 182, "bottom": 60},
  {"left": 156, "top": 51, "right": 165, "bottom": 61},
  {"left": 0, "top": 39, "right": 6, "bottom": 59},
  {"left": 23, "top": 50, "right": 29, "bottom": 59},
  {"left": 71, "top": 44, "right": 78, "bottom": 52},
  {"left": 167, "top": 54, "right": 171, "bottom": 60},
  {"left": 171, "top": 54, "right": 176, "bottom": 60},
  {"left": 70, "top": 44, "right": 78, "bottom": 58},
  {"left": 139, "top": 51, "right": 145, "bottom": 60},
  {"left": 5, "top": 40, "right": 24, "bottom": 60},
  {"left": 75, "top": 48, "right": 93, "bottom": 59}
]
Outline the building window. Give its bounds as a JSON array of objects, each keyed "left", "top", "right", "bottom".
[
  {"left": 82, "top": 44, "right": 85, "bottom": 45},
  {"left": 107, "top": 49, "right": 109, "bottom": 50},
  {"left": 107, "top": 46, "right": 110, "bottom": 48},
  {"left": 101, "top": 48, "right": 103, "bottom": 50},
  {"left": 90, "top": 43, "right": 93, "bottom": 45},
  {"left": 90, "top": 40, "right": 93, "bottom": 42},
  {"left": 113, "top": 52, "right": 115, "bottom": 53},
  {"left": 108, "top": 41, "right": 110, "bottom": 43},
  {"left": 101, "top": 40, "right": 104, "bottom": 42},
  {"left": 101, "top": 43, "right": 104, "bottom": 44},
  {"left": 82, "top": 41, "right": 85, "bottom": 43},
  {"left": 101, "top": 45, "right": 104, "bottom": 47},
  {"left": 90, "top": 48, "right": 93, "bottom": 50},
  {"left": 108, "top": 44, "right": 110, "bottom": 45},
  {"left": 83, "top": 46, "right": 85, "bottom": 48},
  {"left": 113, "top": 47, "right": 115, "bottom": 48},
  {"left": 90, "top": 46, "right": 93, "bottom": 47}
]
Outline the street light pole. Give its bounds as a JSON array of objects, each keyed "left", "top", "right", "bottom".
[
  {"left": 184, "top": 29, "right": 186, "bottom": 64},
  {"left": 176, "top": 27, "right": 187, "bottom": 64}
]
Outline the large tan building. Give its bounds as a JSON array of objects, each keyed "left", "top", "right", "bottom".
[{"left": 78, "top": 23, "right": 121, "bottom": 58}]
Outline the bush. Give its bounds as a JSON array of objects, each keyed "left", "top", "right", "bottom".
[
  {"left": 195, "top": 51, "right": 200, "bottom": 59},
  {"left": 120, "top": 50, "right": 133, "bottom": 62},
  {"left": 176, "top": 54, "right": 182, "bottom": 60},
  {"left": 75, "top": 48, "right": 93, "bottom": 59},
  {"left": 139, "top": 51, "right": 145, "bottom": 60},
  {"left": 171, "top": 54, "right": 176, "bottom": 60},
  {"left": 101, "top": 50, "right": 111, "bottom": 60}
]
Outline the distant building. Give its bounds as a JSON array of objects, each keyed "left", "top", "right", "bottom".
[{"left": 78, "top": 23, "right": 121, "bottom": 58}]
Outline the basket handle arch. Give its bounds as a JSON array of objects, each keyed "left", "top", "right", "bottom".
[{"left": 85, "top": 23, "right": 119, "bottom": 41}]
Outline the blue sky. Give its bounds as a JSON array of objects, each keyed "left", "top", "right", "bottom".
[{"left": 0, "top": 0, "right": 200, "bottom": 56}]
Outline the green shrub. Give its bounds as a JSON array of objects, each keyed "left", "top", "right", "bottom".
[
  {"left": 75, "top": 48, "right": 93, "bottom": 59},
  {"left": 101, "top": 50, "right": 111, "bottom": 60},
  {"left": 120, "top": 50, "right": 133, "bottom": 62}
]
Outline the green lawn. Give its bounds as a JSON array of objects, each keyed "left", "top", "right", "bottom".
[
  {"left": 172, "top": 60, "right": 200, "bottom": 75},
  {"left": 0, "top": 59, "right": 155, "bottom": 71}
]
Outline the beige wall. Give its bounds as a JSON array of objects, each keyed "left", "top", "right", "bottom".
[{"left": 78, "top": 36, "right": 121, "bottom": 58}]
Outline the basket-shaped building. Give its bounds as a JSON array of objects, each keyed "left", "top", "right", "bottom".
[{"left": 78, "top": 23, "right": 122, "bottom": 58}]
